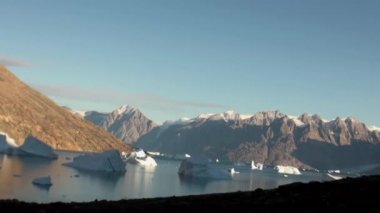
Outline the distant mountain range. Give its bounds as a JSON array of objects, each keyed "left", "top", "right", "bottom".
[
  {"left": 66, "top": 105, "right": 380, "bottom": 170},
  {"left": 83, "top": 106, "right": 157, "bottom": 144},
  {"left": 0, "top": 65, "right": 129, "bottom": 152},
  {"left": 135, "top": 111, "right": 380, "bottom": 170}
]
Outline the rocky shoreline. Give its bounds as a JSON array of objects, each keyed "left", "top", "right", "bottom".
[{"left": 1, "top": 175, "right": 379, "bottom": 212}]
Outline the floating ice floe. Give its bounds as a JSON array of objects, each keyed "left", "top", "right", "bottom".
[
  {"left": 64, "top": 150, "right": 126, "bottom": 173},
  {"left": 274, "top": 165, "right": 301, "bottom": 175},
  {"left": 32, "top": 176, "right": 52, "bottom": 186},
  {"left": 125, "top": 149, "right": 157, "bottom": 167},
  {"left": 178, "top": 157, "right": 231, "bottom": 180},
  {"left": 326, "top": 173, "right": 343, "bottom": 180},
  {"left": 251, "top": 160, "right": 263, "bottom": 170},
  {"left": 328, "top": 170, "right": 341, "bottom": 174},
  {"left": 228, "top": 168, "right": 240, "bottom": 174},
  {"left": 256, "top": 163, "right": 264, "bottom": 170}
]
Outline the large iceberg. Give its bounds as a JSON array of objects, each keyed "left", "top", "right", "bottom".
[
  {"left": 64, "top": 150, "right": 126, "bottom": 173},
  {"left": 0, "top": 134, "right": 57, "bottom": 159},
  {"left": 178, "top": 157, "right": 231, "bottom": 180},
  {"left": 274, "top": 165, "right": 301, "bottom": 175},
  {"left": 18, "top": 136, "right": 58, "bottom": 159}
]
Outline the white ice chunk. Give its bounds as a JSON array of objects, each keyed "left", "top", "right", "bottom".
[
  {"left": 228, "top": 168, "right": 240, "bottom": 174},
  {"left": 256, "top": 163, "right": 264, "bottom": 170},
  {"left": 328, "top": 170, "right": 341, "bottom": 174},
  {"left": 327, "top": 173, "right": 343, "bottom": 180},
  {"left": 135, "top": 150, "right": 146, "bottom": 158},
  {"left": 127, "top": 149, "right": 157, "bottom": 167},
  {"left": 251, "top": 160, "right": 264, "bottom": 170},
  {"left": 134, "top": 156, "right": 157, "bottom": 167},
  {"left": 274, "top": 165, "right": 301, "bottom": 175},
  {"left": 64, "top": 150, "right": 126, "bottom": 173},
  {"left": 251, "top": 160, "right": 257, "bottom": 170}
]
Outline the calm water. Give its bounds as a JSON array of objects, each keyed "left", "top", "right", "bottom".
[{"left": 0, "top": 152, "right": 326, "bottom": 203}]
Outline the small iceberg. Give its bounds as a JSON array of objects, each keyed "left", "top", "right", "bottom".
[
  {"left": 32, "top": 176, "right": 52, "bottom": 186},
  {"left": 274, "top": 165, "right": 301, "bottom": 175},
  {"left": 126, "top": 149, "right": 157, "bottom": 167},
  {"left": 256, "top": 163, "right": 264, "bottom": 170},
  {"left": 178, "top": 157, "right": 231, "bottom": 180},
  {"left": 228, "top": 168, "right": 240, "bottom": 174},
  {"left": 63, "top": 150, "right": 126, "bottom": 173},
  {"left": 251, "top": 160, "right": 263, "bottom": 170}
]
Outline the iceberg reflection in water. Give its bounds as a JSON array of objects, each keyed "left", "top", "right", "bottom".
[{"left": 1, "top": 151, "right": 329, "bottom": 203}]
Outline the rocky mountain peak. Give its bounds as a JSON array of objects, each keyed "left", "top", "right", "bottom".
[
  {"left": 84, "top": 105, "right": 157, "bottom": 144},
  {"left": 113, "top": 105, "right": 137, "bottom": 117}
]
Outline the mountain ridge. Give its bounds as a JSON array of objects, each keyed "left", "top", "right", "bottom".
[
  {"left": 136, "top": 110, "right": 380, "bottom": 169},
  {"left": 0, "top": 65, "right": 130, "bottom": 152},
  {"left": 83, "top": 105, "right": 157, "bottom": 144}
]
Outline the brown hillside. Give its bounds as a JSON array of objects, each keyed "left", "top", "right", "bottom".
[{"left": 0, "top": 65, "right": 131, "bottom": 152}]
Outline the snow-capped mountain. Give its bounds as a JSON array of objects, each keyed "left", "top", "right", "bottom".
[
  {"left": 136, "top": 110, "right": 380, "bottom": 169},
  {"left": 84, "top": 105, "right": 157, "bottom": 144}
]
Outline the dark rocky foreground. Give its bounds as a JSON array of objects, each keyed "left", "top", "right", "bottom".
[{"left": 1, "top": 175, "right": 379, "bottom": 212}]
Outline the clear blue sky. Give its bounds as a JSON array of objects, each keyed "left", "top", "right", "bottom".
[{"left": 0, "top": 0, "right": 379, "bottom": 125}]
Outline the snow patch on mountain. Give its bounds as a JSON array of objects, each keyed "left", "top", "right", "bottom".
[
  {"left": 240, "top": 114, "right": 253, "bottom": 120},
  {"left": 288, "top": 115, "right": 306, "bottom": 127},
  {"left": 114, "top": 105, "right": 136, "bottom": 117},
  {"left": 368, "top": 126, "right": 380, "bottom": 132}
]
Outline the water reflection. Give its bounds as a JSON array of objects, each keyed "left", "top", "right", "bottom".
[
  {"left": 0, "top": 152, "right": 325, "bottom": 203},
  {"left": 33, "top": 183, "right": 52, "bottom": 191},
  {"left": 178, "top": 175, "right": 209, "bottom": 190},
  {"left": 72, "top": 169, "right": 125, "bottom": 191}
]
